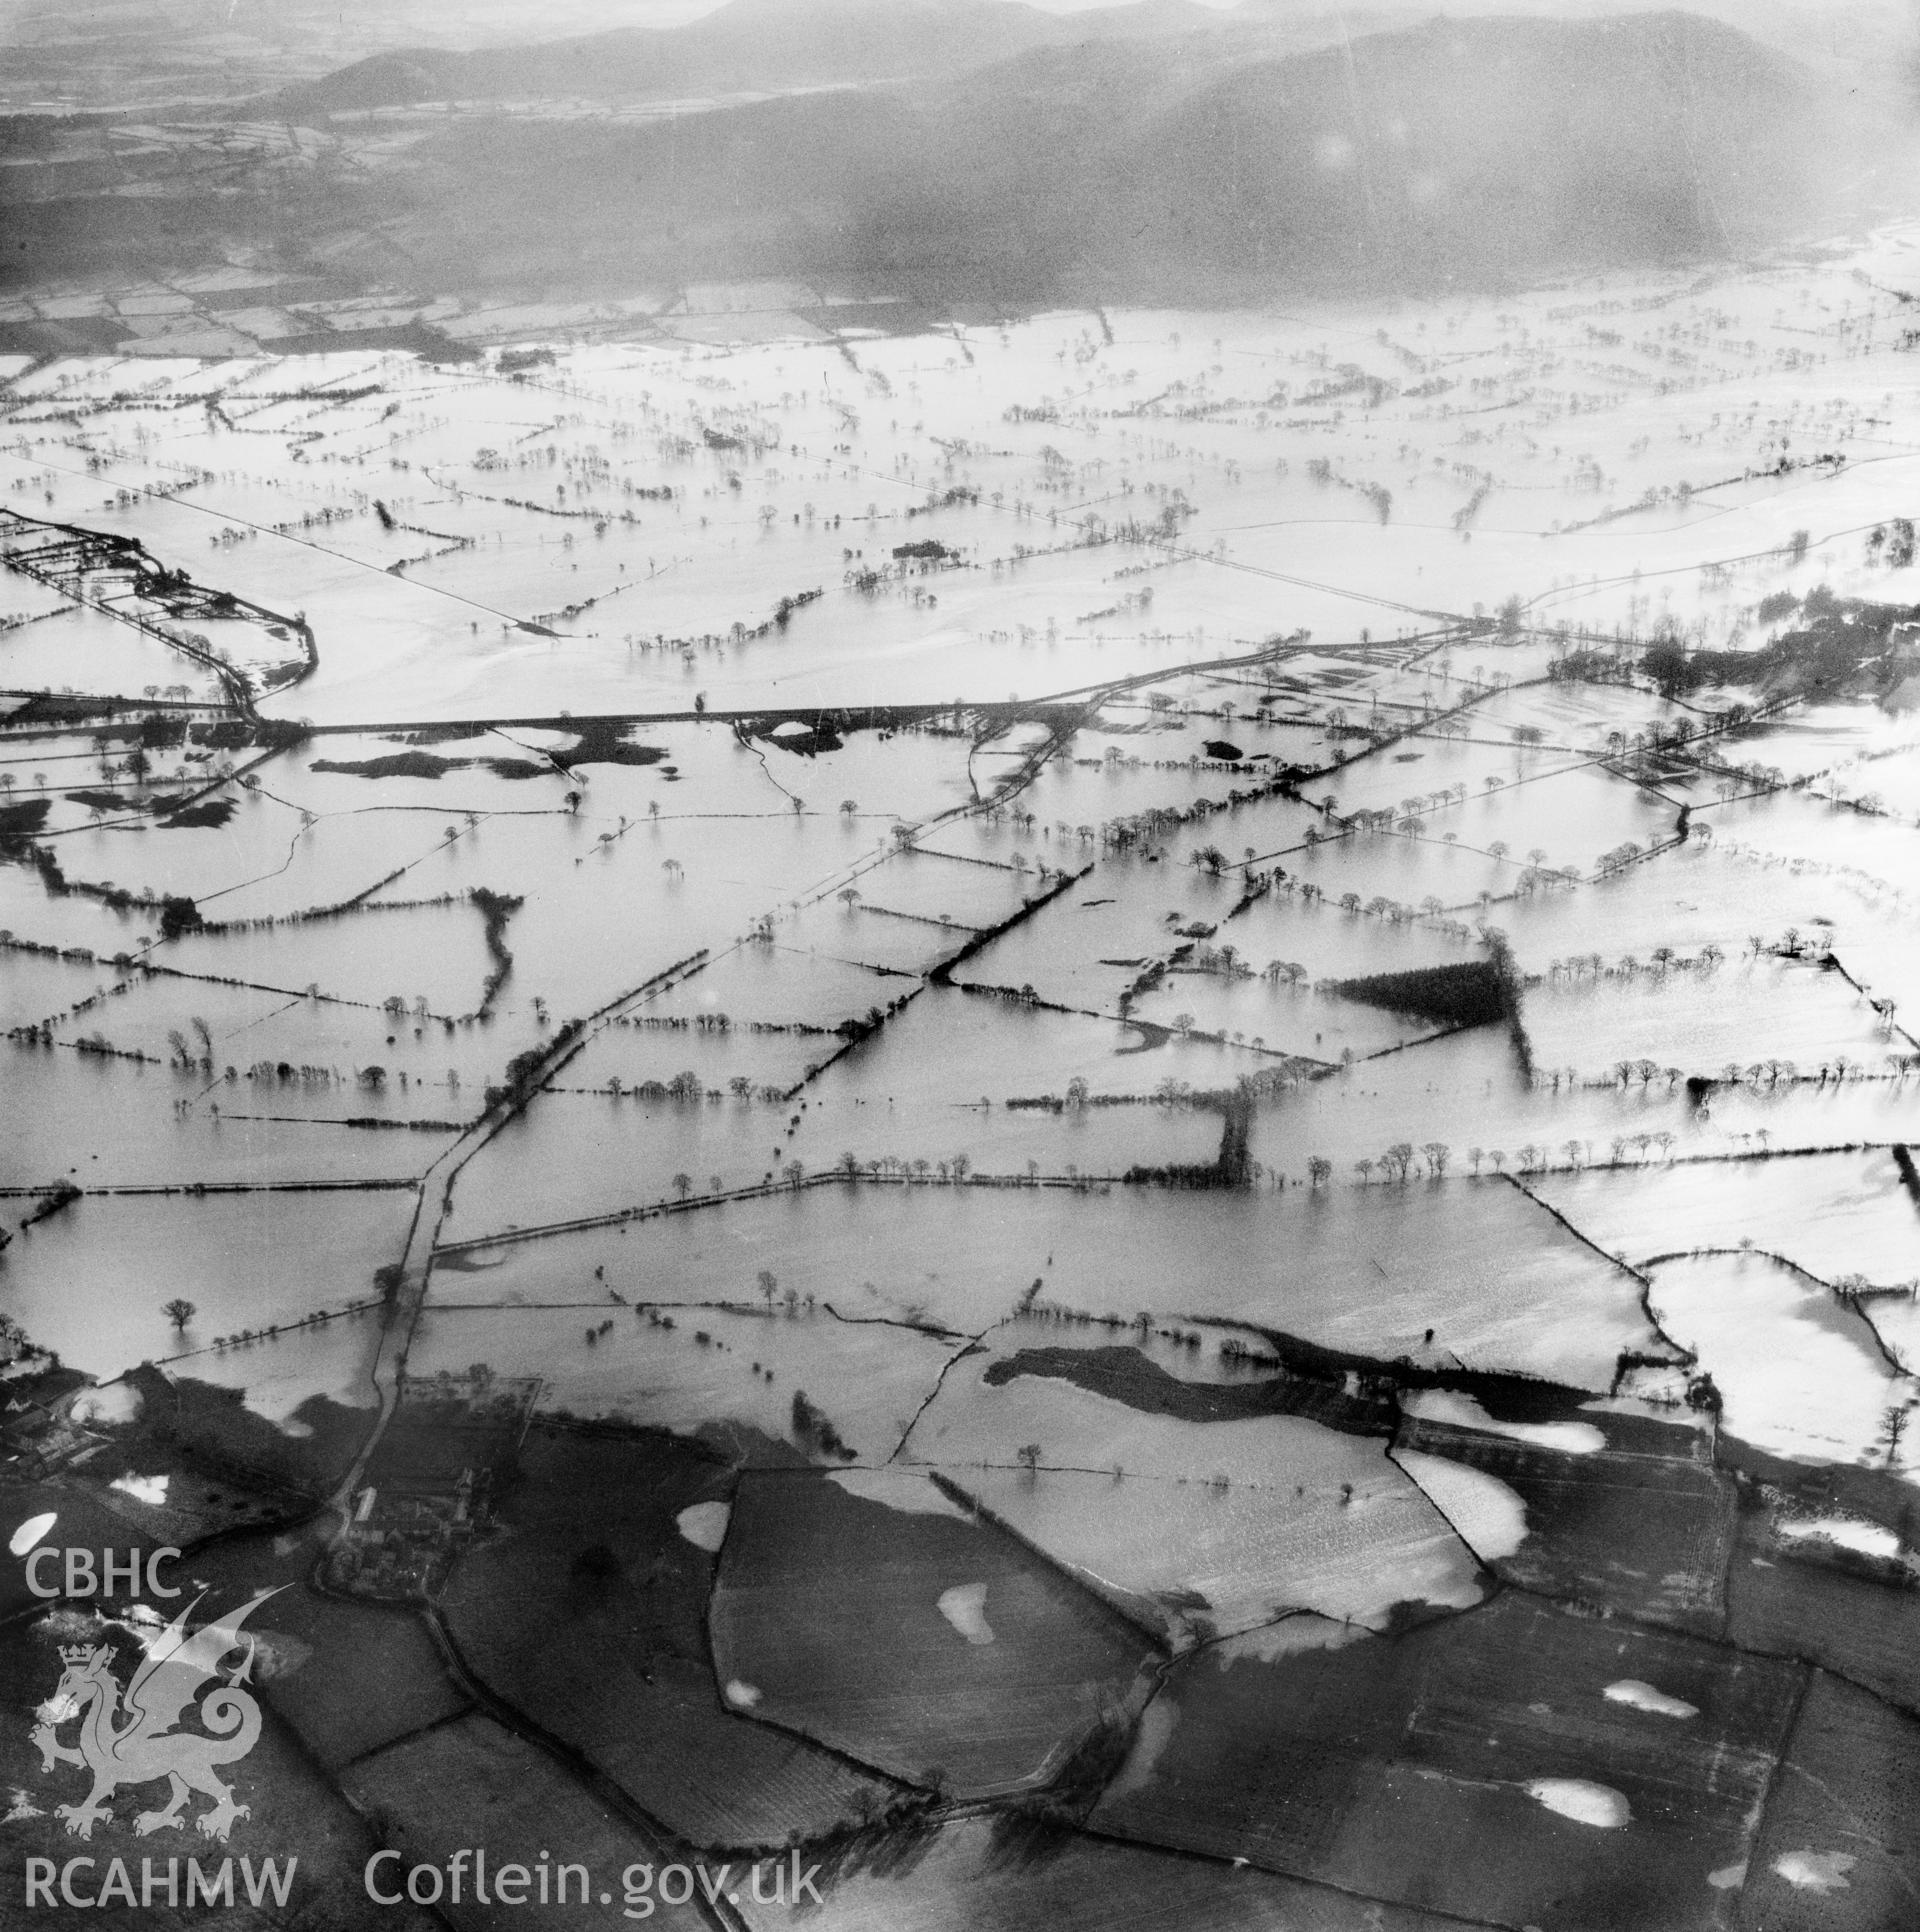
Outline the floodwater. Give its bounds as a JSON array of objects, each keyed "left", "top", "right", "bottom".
[
  {"left": 5, "top": 228, "right": 1920, "bottom": 1504},
  {"left": 7, "top": 231, "right": 1920, "bottom": 726}
]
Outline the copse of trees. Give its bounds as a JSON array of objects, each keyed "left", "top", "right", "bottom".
[
  {"left": 1330, "top": 960, "right": 1506, "bottom": 1029},
  {"left": 484, "top": 1017, "right": 584, "bottom": 1111},
  {"left": 1644, "top": 586, "right": 1919, "bottom": 698},
  {"left": 791, "top": 1390, "right": 855, "bottom": 1461},
  {"left": 1125, "top": 1085, "right": 1255, "bottom": 1189},
  {"left": 469, "top": 887, "right": 524, "bottom": 1012},
  {"left": 159, "top": 894, "right": 203, "bottom": 939}
]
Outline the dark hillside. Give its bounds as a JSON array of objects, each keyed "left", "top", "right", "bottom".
[
  {"left": 1104, "top": 11, "right": 1830, "bottom": 290},
  {"left": 0, "top": 11, "right": 1873, "bottom": 310},
  {"left": 374, "top": 12, "right": 1845, "bottom": 303}
]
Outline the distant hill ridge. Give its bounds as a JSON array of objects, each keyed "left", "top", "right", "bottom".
[
  {"left": 6, "top": 8, "right": 1884, "bottom": 310},
  {"left": 326, "top": 9, "right": 1851, "bottom": 303},
  {"left": 263, "top": 0, "right": 1248, "bottom": 114},
  {"left": 1107, "top": 10, "right": 1824, "bottom": 285}
]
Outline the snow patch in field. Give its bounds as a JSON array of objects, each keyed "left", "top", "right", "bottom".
[
  {"left": 9, "top": 1513, "right": 56, "bottom": 1557},
  {"left": 1777, "top": 1515, "right": 1901, "bottom": 1560},
  {"left": 1394, "top": 1449, "right": 1528, "bottom": 1561},
  {"left": 675, "top": 1501, "right": 731, "bottom": 1552},
  {"left": 723, "top": 1679, "right": 762, "bottom": 1709},
  {"left": 937, "top": 1581, "right": 995, "bottom": 1645},
  {"left": 1603, "top": 1679, "right": 1698, "bottom": 1719},
  {"left": 1523, "top": 1779, "right": 1631, "bottom": 1829},
  {"left": 1772, "top": 1850, "right": 1855, "bottom": 1893},
  {"left": 1403, "top": 1390, "right": 1606, "bottom": 1454},
  {"left": 1210, "top": 1615, "right": 1373, "bottom": 1668},
  {"left": 1580, "top": 1393, "right": 1708, "bottom": 1430},
  {"left": 110, "top": 1474, "right": 168, "bottom": 1507},
  {"left": 828, "top": 1468, "right": 972, "bottom": 1521},
  {"left": 1706, "top": 1862, "right": 1747, "bottom": 1890}
]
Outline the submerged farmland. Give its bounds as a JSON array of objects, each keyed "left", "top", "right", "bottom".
[{"left": 5, "top": 228, "right": 1920, "bottom": 1928}]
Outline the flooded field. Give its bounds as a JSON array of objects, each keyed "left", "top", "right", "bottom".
[
  {"left": 0, "top": 1184, "right": 414, "bottom": 1381},
  {"left": 0, "top": 227, "right": 1915, "bottom": 730}
]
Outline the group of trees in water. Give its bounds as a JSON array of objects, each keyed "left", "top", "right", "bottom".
[
  {"left": 1349, "top": 1142, "right": 1454, "bottom": 1184},
  {"left": 162, "top": 1296, "right": 378, "bottom": 1355}
]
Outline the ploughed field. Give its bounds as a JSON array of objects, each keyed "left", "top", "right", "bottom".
[{"left": 4, "top": 236, "right": 1920, "bottom": 1929}]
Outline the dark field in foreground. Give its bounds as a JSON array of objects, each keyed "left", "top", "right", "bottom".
[
  {"left": 712, "top": 1468, "right": 1161, "bottom": 1796},
  {"left": 1093, "top": 1592, "right": 1805, "bottom": 1932},
  {"left": 439, "top": 1427, "right": 900, "bottom": 1849}
]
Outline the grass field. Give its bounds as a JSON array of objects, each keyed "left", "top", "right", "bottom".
[
  {"left": 1393, "top": 1402, "right": 1736, "bottom": 1632},
  {"left": 711, "top": 1467, "right": 1159, "bottom": 1796},
  {"left": 1736, "top": 1669, "right": 1920, "bottom": 1932},
  {"left": 1093, "top": 1591, "right": 1805, "bottom": 1932},
  {"left": 0, "top": 1603, "right": 440, "bottom": 1928},
  {"left": 439, "top": 1426, "right": 902, "bottom": 1849},
  {"left": 343, "top": 1713, "right": 711, "bottom": 1932},
  {"left": 731, "top": 1812, "right": 1469, "bottom": 1932}
]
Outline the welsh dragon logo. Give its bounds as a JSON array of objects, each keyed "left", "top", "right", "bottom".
[{"left": 30, "top": 1591, "right": 277, "bottom": 1842}]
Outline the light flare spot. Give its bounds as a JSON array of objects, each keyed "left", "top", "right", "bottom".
[{"left": 70, "top": 1383, "right": 140, "bottom": 1427}]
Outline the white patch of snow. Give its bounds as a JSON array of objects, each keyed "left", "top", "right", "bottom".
[
  {"left": 1579, "top": 1393, "right": 1707, "bottom": 1430},
  {"left": 675, "top": 1501, "right": 732, "bottom": 1552},
  {"left": 1776, "top": 1516, "right": 1900, "bottom": 1561},
  {"left": 827, "top": 1468, "right": 972, "bottom": 1521},
  {"left": 1523, "top": 1779, "right": 1632, "bottom": 1829},
  {"left": 723, "top": 1679, "right": 762, "bottom": 1709},
  {"left": 1210, "top": 1615, "right": 1372, "bottom": 1668},
  {"left": 1395, "top": 1449, "right": 1528, "bottom": 1561},
  {"left": 1706, "top": 1862, "right": 1747, "bottom": 1890},
  {"left": 8, "top": 1512, "right": 55, "bottom": 1557},
  {"left": 110, "top": 1474, "right": 168, "bottom": 1507},
  {"left": 1772, "top": 1850, "right": 1855, "bottom": 1894},
  {"left": 1603, "top": 1679, "right": 1699, "bottom": 1720},
  {"left": 936, "top": 1581, "right": 995, "bottom": 1645},
  {"left": 1404, "top": 1390, "right": 1606, "bottom": 1455}
]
